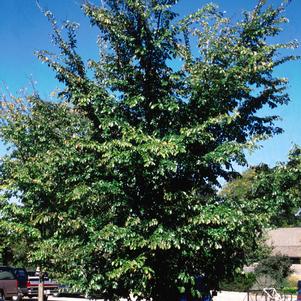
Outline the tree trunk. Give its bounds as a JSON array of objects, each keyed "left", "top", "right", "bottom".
[{"left": 2, "top": 247, "right": 13, "bottom": 266}]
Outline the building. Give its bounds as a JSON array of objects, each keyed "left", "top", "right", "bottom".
[{"left": 267, "top": 227, "right": 301, "bottom": 264}]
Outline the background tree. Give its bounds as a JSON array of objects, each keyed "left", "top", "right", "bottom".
[
  {"left": 0, "top": 1, "right": 298, "bottom": 300},
  {"left": 222, "top": 146, "right": 301, "bottom": 227}
]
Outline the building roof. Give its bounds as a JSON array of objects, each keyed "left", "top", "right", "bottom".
[{"left": 267, "top": 228, "right": 301, "bottom": 258}]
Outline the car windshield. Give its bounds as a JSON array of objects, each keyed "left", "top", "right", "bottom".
[{"left": 0, "top": 269, "right": 15, "bottom": 280}]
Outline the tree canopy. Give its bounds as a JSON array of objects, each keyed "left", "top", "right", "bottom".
[{"left": 0, "top": 1, "right": 298, "bottom": 300}]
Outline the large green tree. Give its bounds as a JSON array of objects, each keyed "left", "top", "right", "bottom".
[{"left": 0, "top": 1, "right": 298, "bottom": 300}]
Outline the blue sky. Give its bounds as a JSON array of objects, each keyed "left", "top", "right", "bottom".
[{"left": 0, "top": 0, "right": 300, "bottom": 168}]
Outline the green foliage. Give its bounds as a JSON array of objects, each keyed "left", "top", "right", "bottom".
[
  {"left": 222, "top": 146, "right": 301, "bottom": 227},
  {"left": 282, "top": 276, "right": 298, "bottom": 293},
  {"left": 255, "top": 254, "right": 293, "bottom": 287},
  {"left": 220, "top": 169, "right": 259, "bottom": 200},
  {"left": 0, "top": 1, "right": 298, "bottom": 300},
  {"left": 0, "top": 241, "right": 31, "bottom": 267},
  {"left": 281, "top": 287, "right": 297, "bottom": 294},
  {"left": 220, "top": 272, "right": 256, "bottom": 292}
]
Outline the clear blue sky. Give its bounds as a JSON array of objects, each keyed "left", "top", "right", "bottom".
[{"left": 0, "top": 0, "right": 300, "bottom": 168}]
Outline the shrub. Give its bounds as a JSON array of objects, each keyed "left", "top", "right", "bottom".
[
  {"left": 220, "top": 273, "right": 256, "bottom": 292},
  {"left": 255, "top": 254, "right": 293, "bottom": 287}
]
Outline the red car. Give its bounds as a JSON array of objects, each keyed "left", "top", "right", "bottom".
[{"left": 24, "top": 272, "right": 59, "bottom": 299}]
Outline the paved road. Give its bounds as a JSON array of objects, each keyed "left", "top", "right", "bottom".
[
  {"left": 48, "top": 291, "right": 298, "bottom": 301},
  {"left": 48, "top": 292, "right": 249, "bottom": 301}
]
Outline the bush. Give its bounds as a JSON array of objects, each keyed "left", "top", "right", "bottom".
[
  {"left": 255, "top": 254, "right": 293, "bottom": 287},
  {"left": 220, "top": 273, "right": 256, "bottom": 292},
  {"left": 281, "top": 287, "right": 297, "bottom": 294}
]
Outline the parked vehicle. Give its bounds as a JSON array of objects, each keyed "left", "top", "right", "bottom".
[
  {"left": 13, "top": 268, "right": 28, "bottom": 296},
  {"left": 0, "top": 266, "right": 19, "bottom": 300},
  {"left": 25, "top": 272, "right": 59, "bottom": 298}
]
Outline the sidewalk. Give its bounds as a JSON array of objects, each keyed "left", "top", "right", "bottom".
[
  {"left": 214, "top": 291, "right": 248, "bottom": 301},
  {"left": 214, "top": 291, "right": 297, "bottom": 301}
]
